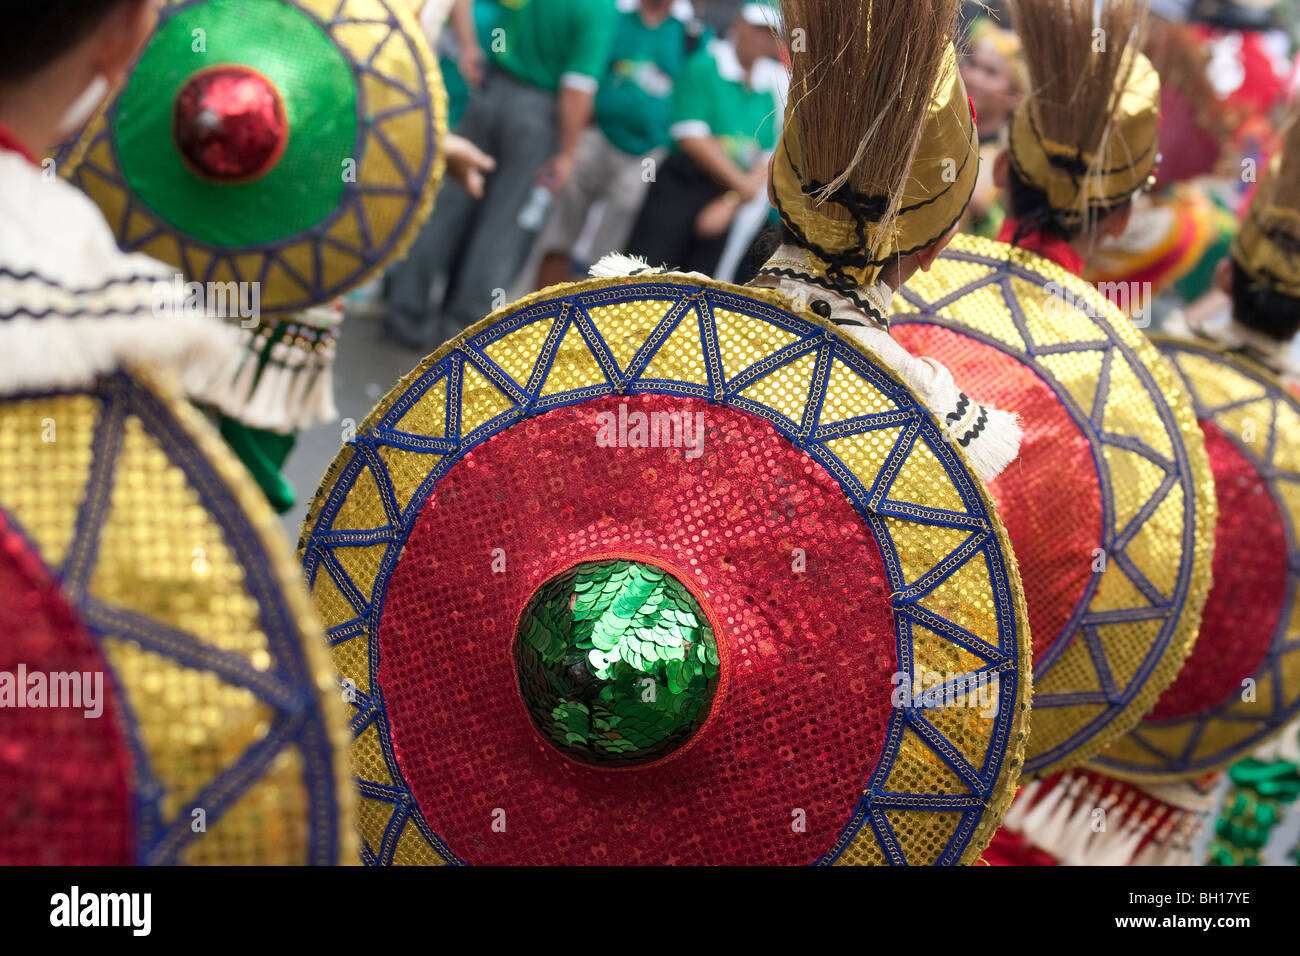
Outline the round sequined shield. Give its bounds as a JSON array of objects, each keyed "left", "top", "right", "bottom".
[
  {"left": 1091, "top": 338, "right": 1300, "bottom": 780},
  {"left": 301, "top": 276, "right": 1032, "bottom": 865},
  {"left": 0, "top": 375, "right": 352, "bottom": 864},
  {"left": 892, "top": 233, "right": 1215, "bottom": 778},
  {"left": 64, "top": 0, "right": 446, "bottom": 315}
]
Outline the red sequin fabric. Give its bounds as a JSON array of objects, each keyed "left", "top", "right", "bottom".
[
  {"left": 1150, "top": 421, "right": 1285, "bottom": 719},
  {"left": 981, "top": 826, "right": 1061, "bottom": 866},
  {"left": 379, "top": 396, "right": 899, "bottom": 864},
  {"left": 890, "top": 324, "right": 1102, "bottom": 661},
  {"left": 0, "top": 512, "right": 132, "bottom": 864}
]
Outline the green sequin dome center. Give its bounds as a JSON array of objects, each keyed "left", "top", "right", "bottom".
[{"left": 514, "top": 560, "right": 721, "bottom": 767}]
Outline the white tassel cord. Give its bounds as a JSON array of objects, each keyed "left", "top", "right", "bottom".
[
  {"left": 241, "top": 337, "right": 293, "bottom": 430},
  {"left": 842, "top": 326, "right": 1023, "bottom": 483},
  {"left": 1018, "top": 773, "right": 1078, "bottom": 835},
  {"left": 1001, "top": 778, "right": 1042, "bottom": 831},
  {"left": 1064, "top": 793, "right": 1122, "bottom": 865},
  {"left": 1008, "top": 775, "right": 1199, "bottom": 866},
  {"left": 588, "top": 252, "right": 714, "bottom": 283},
  {"left": 1130, "top": 815, "right": 1179, "bottom": 867},
  {"left": 1162, "top": 820, "right": 1200, "bottom": 867},
  {"left": 282, "top": 339, "right": 335, "bottom": 431},
  {"left": 956, "top": 405, "right": 1022, "bottom": 485},
  {"left": 185, "top": 322, "right": 340, "bottom": 434},
  {"left": 1057, "top": 783, "right": 1106, "bottom": 865},
  {"left": 300, "top": 363, "right": 338, "bottom": 431},
  {"left": 212, "top": 328, "right": 271, "bottom": 419},
  {"left": 255, "top": 336, "right": 305, "bottom": 432},
  {"left": 296, "top": 333, "right": 339, "bottom": 430},
  {"left": 183, "top": 324, "right": 256, "bottom": 399},
  {"left": 1092, "top": 799, "right": 1156, "bottom": 866},
  {"left": 281, "top": 347, "right": 317, "bottom": 430}
]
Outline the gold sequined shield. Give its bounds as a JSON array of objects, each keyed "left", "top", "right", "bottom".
[
  {"left": 64, "top": 0, "right": 447, "bottom": 316},
  {"left": 894, "top": 233, "right": 1215, "bottom": 778},
  {"left": 1092, "top": 338, "right": 1300, "bottom": 780},
  {"left": 0, "top": 372, "right": 353, "bottom": 863},
  {"left": 301, "top": 276, "right": 1032, "bottom": 865}
]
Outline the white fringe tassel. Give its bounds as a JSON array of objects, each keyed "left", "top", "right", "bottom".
[
  {"left": 589, "top": 253, "right": 660, "bottom": 279},
  {"left": 1004, "top": 774, "right": 1206, "bottom": 866}
]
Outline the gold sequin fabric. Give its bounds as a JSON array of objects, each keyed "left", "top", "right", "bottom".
[
  {"left": 1092, "top": 339, "right": 1300, "bottom": 780},
  {"left": 894, "top": 233, "right": 1216, "bottom": 778},
  {"left": 0, "top": 370, "right": 353, "bottom": 863},
  {"left": 302, "top": 275, "right": 1032, "bottom": 865}
]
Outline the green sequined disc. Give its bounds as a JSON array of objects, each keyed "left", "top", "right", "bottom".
[
  {"left": 514, "top": 560, "right": 721, "bottom": 767},
  {"left": 114, "top": 0, "right": 357, "bottom": 246}
]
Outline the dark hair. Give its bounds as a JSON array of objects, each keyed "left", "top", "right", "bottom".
[
  {"left": 0, "top": 2, "right": 127, "bottom": 82},
  {"left": 1231, "top": 258, "right": 1300, "bottom": 343},
  {"left": 1005, "top": 163, "right": 1133, "bottom": 245}
]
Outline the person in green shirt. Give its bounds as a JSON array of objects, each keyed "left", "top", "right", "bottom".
[
  {"left": 384, "top": 0, "right": 617, "bottom": 351},
  {"left": 533, "top": 0, "right": 708, "bottom": 289},
  {"left": 624, "top": 2, "right": 785, "bottom": 276},
  {"left": 431, "top": 0, "right": 503, "bottom": 129}
]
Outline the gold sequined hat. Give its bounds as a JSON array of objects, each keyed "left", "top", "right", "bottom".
[
  {"left": 64, "top": 0, "right": 447, "bottom": 315},
  {"left": 1232, "top": 104, "right": 1300, "bottom": 300},
  {"left": 771, "top": 0, "right": 979, "bottom": 293},
  {"left": 301, "top": 274, "right": 1032, "bottom": 865},
  {"left": 1007, "top": 0, "right": 1161, "bottom": 231}
]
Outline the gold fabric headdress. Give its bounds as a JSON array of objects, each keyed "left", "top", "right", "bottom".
[
  {"left": 1007, "top": 0, "right": 1160, "bottom": 231},
  {"left": 771, "top": 0, "right": 977, "bottom": 293},
  {"left": 1232, "top": 103, "right": 1300, "bottom": 300}
]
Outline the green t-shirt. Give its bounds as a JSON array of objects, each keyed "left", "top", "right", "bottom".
[
  {"left": 474, "top": 0, "right": 505, "bottom": 50},
  {"left": 671, "top": 39, "right": 782, "bottom": 167},
  {"left": 490, "top": 0, "right": 617, "bottom": 93},
  {"left": 594, "top": 12, "right": 697, "bottom": 157}
]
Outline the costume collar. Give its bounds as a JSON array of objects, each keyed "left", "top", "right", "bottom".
[
  {"left": 0, "top": 149, "right": 233, "bottom": 398},
  {"left": 0, "top": 122, "right": 38, "bottom": 166},
  {"left": 752, "top": 245, "right": 893, "bottom": 330},
  {"left": 997, "top": 217, "right": 1086, "bottom": 276}
]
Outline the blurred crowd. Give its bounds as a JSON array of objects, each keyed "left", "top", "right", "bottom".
[
  {"left": 381, "top": 0, "right": 789, "bottom": 350},
  {"left": 376, "top": 0, "right": 1300, "bottom": 353},
  {"left": 959, "top": 0, "right": 1300, "bottom": 336}
]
